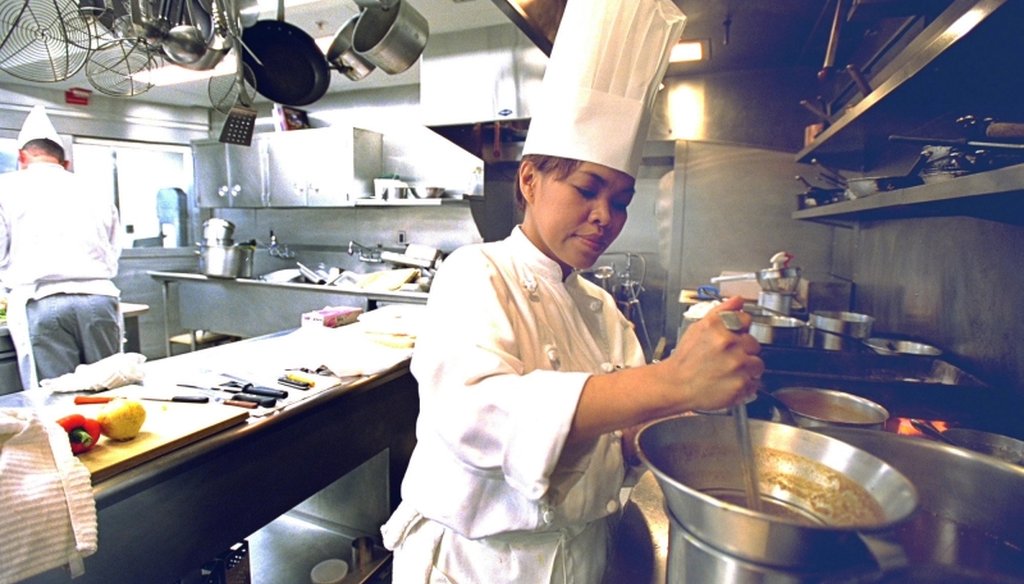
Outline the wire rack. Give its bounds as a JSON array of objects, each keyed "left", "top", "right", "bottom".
[
  {"left": 0, "top": 0, "right": 95, "bottom": 82},
  {"left": 86, "top": 36, "right": 160, "bottom": 97}
]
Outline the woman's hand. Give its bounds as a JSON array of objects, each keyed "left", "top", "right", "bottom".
[
  {"left": 653, "top": 296, "right": 764, "bottom": 413},
  {"left": 572, "top": 296, "right": 764, "bottom": 443}
]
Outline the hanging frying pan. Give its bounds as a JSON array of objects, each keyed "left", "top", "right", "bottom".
[{"left": 240, "top": 0, "right": 329, "bottom": 106}]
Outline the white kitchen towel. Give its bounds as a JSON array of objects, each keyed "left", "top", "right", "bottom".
[
  {"left": 40, "top": 352, "right": 147, "bottom": 393},
  {"left": 0, "top": 409, "right": 98, "bottom": 583}
]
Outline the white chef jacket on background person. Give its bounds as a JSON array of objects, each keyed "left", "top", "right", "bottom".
[
  {"left": 0, "top": 158, "right": 122, "bottom": 389},
  {"left": 381, "top": 227, "right": 646, "bottom": 583}
]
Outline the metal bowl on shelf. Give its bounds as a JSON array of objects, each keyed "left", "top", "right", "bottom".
[
  {"left": 864, "top": 337, "right": 943, "bottom": 357},
  {"left": 773, "top": 387, "right": 890, "bottom": 430},
  {"left": 411, "top": 186, "right": 445, "bottom": 199}
]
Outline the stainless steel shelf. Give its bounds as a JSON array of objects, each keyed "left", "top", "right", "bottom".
[
  {"left": 792, "top": 163, "right": 1024, "bottom": 225},
  {"left": 794, "top": 0, "right": 1018, "bottom": 170}
]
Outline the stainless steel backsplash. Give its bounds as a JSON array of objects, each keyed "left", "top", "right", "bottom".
[{"left": 849, "top": 216, "right": 1024, "bottom": 390}]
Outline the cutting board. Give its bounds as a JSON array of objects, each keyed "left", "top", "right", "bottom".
[{"left": 69, "top": 399, "right": 249, "bottom": 482}]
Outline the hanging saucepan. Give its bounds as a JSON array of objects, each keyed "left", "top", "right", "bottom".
[
  {"left": 352, "top": 0, "right": 428, "bottom": 75},
  {"left": 241, "top": 0, "right": 330, "bottom": 106},
  {"left": 326, "top": 14, "right": 376, "bottom": 81}
]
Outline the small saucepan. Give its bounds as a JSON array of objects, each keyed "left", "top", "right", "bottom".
[
  {"left": 772, "top": 387, "right": 890, "bottom": 430},
  {"left": 326, "top": 14, "right": 376, "bottom": 81}
]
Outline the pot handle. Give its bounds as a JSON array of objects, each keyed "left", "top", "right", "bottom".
[{"left": 710, "top": 272, "right": 757, "bottom": 284}]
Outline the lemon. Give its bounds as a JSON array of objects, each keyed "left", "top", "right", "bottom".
[{"left": 97, "top": 399, "right": 147, "bottom": 441}]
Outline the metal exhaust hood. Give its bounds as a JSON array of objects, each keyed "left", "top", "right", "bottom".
[
  {"left": 488, "top": 0, "right": 567, "bottom": 55},
  {"left": 487, "top": 0, "right": 569, "bottom": 54}
]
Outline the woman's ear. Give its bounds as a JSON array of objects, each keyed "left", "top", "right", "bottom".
[{"left": 518, "top": 160, "right": 538, "bottom": 205}]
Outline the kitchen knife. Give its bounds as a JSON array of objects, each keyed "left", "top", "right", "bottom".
[
  {"left": 176, "top": 384, "right": 260, "bottom": 409},
  {"left": 75, "top": 395, "right": 210, "bottom": 404},
  {"left": 219, "top": 381, "right": 288, "bottom": 398}
]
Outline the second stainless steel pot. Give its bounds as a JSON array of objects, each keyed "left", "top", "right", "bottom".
[
  {"left": 773, "top": 387, "right": 890, "bottom": 430},
  {"left": 749, "top": 314, "right": 809, "bottom": 346},
  {"left": 199, "top": 243, "right": 253, "bottom": 278}
]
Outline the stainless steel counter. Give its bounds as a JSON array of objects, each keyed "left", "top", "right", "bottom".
[
  {"left": 3, "top": 330, "right": 419, "bottom": 584},
  {"left": 149, "top": 271, "right": 428, "bottom": 356}
]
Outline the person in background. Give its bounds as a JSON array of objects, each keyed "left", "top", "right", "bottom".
[
  {"left": 381, "top": 1, "right": 764, "bottom": 581},
  {"left": 0, "top": 105, "right": 122, "bottom": 390}
]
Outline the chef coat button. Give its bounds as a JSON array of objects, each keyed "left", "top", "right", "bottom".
[
  {"left": 542, "top": 508, "right": 555, "bottom": 524},
  {"left": 590, "top": 300, "right": 602, "bottom": 312},
  {"left": 600, "top": 362, "right": 615, "bottom": 373},
  {"left": 606, "top": 499, "right": 619, "bottom": 514}
]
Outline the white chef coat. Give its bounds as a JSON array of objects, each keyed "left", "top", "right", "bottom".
[
  {"left": 0, "top": 162, "right": 122, "bottom": 388},
  {"left": 382, "top": 227, "right": 646, "bottom": 583}
]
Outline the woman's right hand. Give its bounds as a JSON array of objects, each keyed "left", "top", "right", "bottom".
[{"left": 653, "top": 296, "right": 764, "bottom": 413}]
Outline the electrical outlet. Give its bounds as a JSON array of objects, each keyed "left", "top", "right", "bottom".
[{"left": 398, "top": 231, "right": 407, "bottom": 244}]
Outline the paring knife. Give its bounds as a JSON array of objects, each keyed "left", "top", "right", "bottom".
[{"left": 75, "top": 395, "right": 210, "bottom": 404}]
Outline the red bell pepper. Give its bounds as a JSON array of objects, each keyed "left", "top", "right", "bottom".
[{"left": 56, "top": 414, "right": 102, "bottom": 455}]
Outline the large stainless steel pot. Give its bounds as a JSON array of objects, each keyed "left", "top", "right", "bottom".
[
  {"left": 199, "top": 243, "right": 253, "bottom": 278},
  {"left": 817, "top": 427, "right": 1024, "bottom": 578},
  {"left": 636, "top": 414, "right": 918, "bottom": 567}
]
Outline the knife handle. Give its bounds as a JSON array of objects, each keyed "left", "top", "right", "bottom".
[
  {"left": 241, "top": 386, "right": 288, "bottom": 399},
  {"left": 223, "top": 399, "right": 258, "bottom": 409},
  {"left": 277, "top": 377, "right": 310, "bottom": 389},
  {"left": 233, "top": 393, "right": 277, "bottom": 408},
  {"left": 74, "top": 395, "right": 115, "bottom": 404}
]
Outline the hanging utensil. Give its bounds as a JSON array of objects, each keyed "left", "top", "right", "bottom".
[
  {"left": 163, "top": 0, "right": 208, "bottom": 64},
  {"left": 326, "top": 13, "right": 375, "bottom": 80},
  {"left": 241, "top": 0, "right": 329, "bottom": 106},
  {"left": 818, "top": 0, "right": 845, "bottom": 81},
  {"left": 86, "top": 36, "right": 160, "bottom": 97},
  {"left": 218, "top": 34, "right": 257, "bottom": 146},
  {"left": 0, "top": 0, "right": 93, "bottom": 82},
  {"left": 351, "top": 0, "right": 428, "bottom": 75}
]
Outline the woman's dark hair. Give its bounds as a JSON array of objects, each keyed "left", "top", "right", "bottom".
[
  {"left": 514, "top": 154, "right": 583, "bottom": 210},
  {"left": 21, "top": 138, "right": 65, "bottom": 163}
]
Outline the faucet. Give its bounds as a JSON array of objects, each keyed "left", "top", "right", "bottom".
[
  {"left": 267, "top": 230, "right": 295, "bottom": 259},
  {"left": 348, "top": 240, "right": 383, "bottom": 263}
]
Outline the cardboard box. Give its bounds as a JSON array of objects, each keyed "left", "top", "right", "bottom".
[{"left": 301, "top": 306, "right": 363, "bottom": 328}]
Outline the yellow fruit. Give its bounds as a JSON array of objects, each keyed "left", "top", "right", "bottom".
[{"left": 97, "top": 399, "right": 147, "bottom": 441}]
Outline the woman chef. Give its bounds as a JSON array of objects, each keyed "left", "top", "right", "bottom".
[{"left": 381, "top": 0, "right": 763, "bottom": 581}]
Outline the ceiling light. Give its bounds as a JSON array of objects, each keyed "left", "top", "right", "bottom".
[
  {"left": 135, "top": 57, "right": 236, "bottom": 86},
  {"left": 670, "top": 40, "right": 708, "bottom": 63}
]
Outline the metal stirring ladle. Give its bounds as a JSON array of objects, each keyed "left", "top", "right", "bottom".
[{"left": 719, "top": 310, "right": 763, "bottom": 512}]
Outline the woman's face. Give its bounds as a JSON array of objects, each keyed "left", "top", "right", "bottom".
[{"left": 519, "top": 159, "right": 635, "bottom": 277}]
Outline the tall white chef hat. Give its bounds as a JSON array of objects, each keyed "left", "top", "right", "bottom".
[
  {"left": 521, "top": 0, "right": 686, "bottom": 178},
  {"left": 17, "top": 104, "right": 62, "bottom": 149}
]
